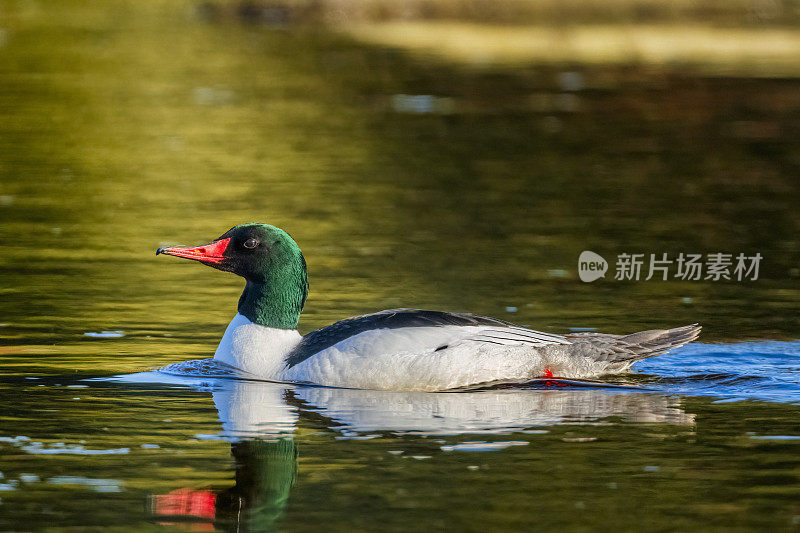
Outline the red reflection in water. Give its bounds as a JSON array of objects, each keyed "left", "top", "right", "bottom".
[{"left": 151, "top": 488, "right": 217, "bottom": 529}]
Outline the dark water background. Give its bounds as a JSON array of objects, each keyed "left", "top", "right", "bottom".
[{"left": 1, "top": 1, "right": 799, "bottom": 530}]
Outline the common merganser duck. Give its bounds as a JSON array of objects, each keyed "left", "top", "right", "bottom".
[{"left": 157, "top": 223, "right": 701, "bottom": 391}]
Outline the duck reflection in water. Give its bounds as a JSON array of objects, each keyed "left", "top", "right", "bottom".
[
  {"left": 148, "top": 378, "right": 694, "bottom": 530},
  {"left": 150, "top": 437, "right": 296, "bottom": 531},
  {"left": 149, "top": 381, "right": 297, "bottom": 531}
]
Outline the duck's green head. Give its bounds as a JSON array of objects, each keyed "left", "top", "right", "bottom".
[{"left": 157, "top": 223, "right": 308, "bottom": 329}]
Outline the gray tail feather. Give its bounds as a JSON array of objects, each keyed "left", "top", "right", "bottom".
[
  {"left": 565, "top": 324, "right": 701, "bottom": 364},
  {"left": 616, "top": 323, "right": 702, "bottom": 360}
]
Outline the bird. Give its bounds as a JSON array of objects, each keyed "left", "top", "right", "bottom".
[{"left": 157, "top": 223, "right": 701, "bottom": 391}]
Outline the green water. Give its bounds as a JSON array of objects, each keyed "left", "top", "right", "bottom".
[{"left": 1, "top": 1, "right": 800, "bottom": 530}]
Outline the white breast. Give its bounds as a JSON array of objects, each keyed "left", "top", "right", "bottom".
[{"left": 214, "top": 313, "right": 301, "bottom": 378}]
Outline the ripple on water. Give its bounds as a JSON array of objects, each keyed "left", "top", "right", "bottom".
[
  {"left": 47, "top": 476, "right": 123, "bottom": 493},
  {"left": 637, "top": 340, "right": 800, "bottom": 404},
  {"left": 441, "top": 441, "right": 530, "bottom": 452},
  {"left": 0, "top": 437, "right": 130, "bottom": 455},
  {"left": 83, "top": 331, "right": 125, "bottom": 338},
  {"left": 159, "top": 358, "right": 241, "bottom": 379}
]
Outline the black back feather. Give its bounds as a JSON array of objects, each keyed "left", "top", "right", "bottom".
[{"left": 284, "top": 308, "right": 517, "bottom": 368}]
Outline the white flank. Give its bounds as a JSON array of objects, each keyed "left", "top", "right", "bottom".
[{"left": 281, "top": 325, "right": 579, "bottom": 391}]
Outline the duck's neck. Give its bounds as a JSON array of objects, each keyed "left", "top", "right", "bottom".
[
  {"left": 238, "top": 269, "right": 307, "bottom": 330},
  {"left": 237, "top": 281, "right": 303, "bottom": 329}
]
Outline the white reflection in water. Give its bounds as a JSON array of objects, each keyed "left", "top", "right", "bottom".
[
  {"left": 212, "top": 381, "right": 298, "bottom": 440},
  {"left": 209, "top": 379, "right": 694, "bottom": 440}
]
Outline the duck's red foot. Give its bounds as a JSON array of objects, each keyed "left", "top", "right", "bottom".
[{"left": 541, "top": 368, "right": 554, "bottom": 378}]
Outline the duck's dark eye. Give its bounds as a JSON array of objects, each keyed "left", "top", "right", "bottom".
[{"left": 243, "top": 238, "right": 258, "bottom": 249}]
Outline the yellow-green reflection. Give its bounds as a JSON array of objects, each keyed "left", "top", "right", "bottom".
[{"left": 0, "top": 4, "right": 799, "bottom": 528}]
